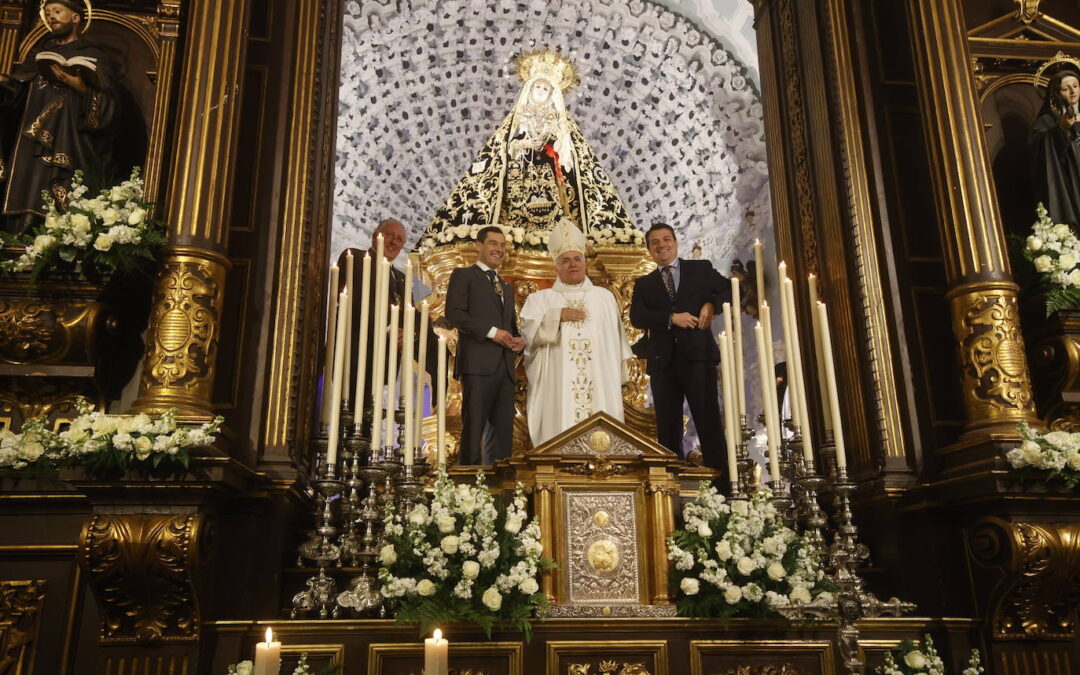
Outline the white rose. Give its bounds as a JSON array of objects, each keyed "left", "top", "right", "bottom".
[
  {"left": 33, "top": 234, "right": 56, "bottom": 250},
  {"left": 731, "top": 500, "right": 749, "bottom": 516},
  {"left": 766, "top": 562, "right": 786, "bottom": 581},
  {"left": 1023, "top": 445, "right": 1042, "bottom": 465},
  {"left": 680, "top": 577, "right": 700, "bottom": 595},
  {"left": 715, "top": 540, "right": 733, "bottom": 561},
  {"left": 435, "top": 514, "right": 456, "bottom": 533},
  {"left": 94, "top": 233, "right": 114, "bottom": 251},
  {"left": 133, "top": 436, "right": 153, "bottom": 459},
  {"left": 1027, "top": 235, "right": 1044, "bottom": 251},
  {"left": 407, "top": 504, "right": 428, "bottom": 526},
  {"left": 379, "top": 544, "right": 397, "bottom": 566},
  {"left": 1059, "top": 253, "right": 1077, "bottom": 270},
  {"left": 696, "top": 521, "right": 712, "bottom": 537},
  {"left": 482, "top": 586, "right": 503, "bottom": 611},
  {"left": 91, "top": 416, "right": 118, "bottom": 435},
  {"left": 235, "top": 661, "right": 254, "bottom": 675},
  {"left": 71, "top": 213, "right": 91, "bottom": 233},
  {"left": 458, "top": 494, "right": 477, "bottom": 514},
  {"left": 904, "top": 651, "right": 929, "bottom": 670},
  {"left": 1054, "top": 223, "right": 1072, "bottom": 239},
  {"left": 789, "top": 586, "right": 812, "bottom": 604},
  {"left": 505, "top": 514, "right": 523, "bottom": 534},
  {"left": 102, "top": 207, "right": 120, "bottom": 225},
  {"left": 723, "top": 585, "right": 742, "bottom": 603},
  {"left": 462, "top": 560, "right": 480, "bottom": 579},
  {"left": 18, "top": 441, "right": 43, "bottom": 461},
  {"left": 1068, "top": 452, "right": 1080, "bottom": 471},
  {"left": 519, "top": 577, "right": 539, "bottom": 595},
  {"left": 128, "top": 207, "right": 147, "bottom": 225},
  {"left": 1034, "top": 255, "right": 1053, "bottom": 272},
  {"left": 416, "top": 579, "right": 436, "bottom": 596},
  {"left": 736, "top": 557, "right": 756, "bottom": 575},
  {"left": 441, "top": 535, "right": 460, "bottom": 554}
]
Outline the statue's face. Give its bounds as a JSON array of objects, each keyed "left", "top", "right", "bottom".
[
  {"left": 1060, "top": 75, "right": 1080, "bottom": 107},
  {"left": 477, "top": 231, "right": 507, "bottom": 269},
  {"left": 646, "top": 227, "right": 679, "bottom": 266},
  {"left": 44, "top": 3, "right": 81, "bottom": 37},
  {"left": 555, "top": 251, "right": 586, "bottom": 284},
  {"left": 530, "top": 80, "right": 554, "bottom": 105},
  {"left": 376, "top": 221, "right": 407, "bottom": 261}
]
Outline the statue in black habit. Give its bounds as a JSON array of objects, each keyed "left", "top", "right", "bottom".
[
  {"left": 0, "top": 0, "right": 118, "bottom": 232},
  {"left": 1031, "top": 64, "right": 1080, "bottom": 227}
]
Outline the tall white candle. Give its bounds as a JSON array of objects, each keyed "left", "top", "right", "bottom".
[
  {"left": 777, "top": 276, "right": 802, "bottom": 431},
  {"left": 718, "top": 331, "right": 738, "bottom": 484},
  {"left": 254, "top": 627, "right": 281, "bottom": 675},
  {"left": 437, "top": 335, "right": 447, "bottom": 467},
  {"left": 817, "top": 302, "right": 847, "bottom": 469},
  {"left": 385, "top": 304, "right": 401, "bottom": 450},
  {"left": 760, "top": 300, "right": 778, "bottom": 425},
  {"left": 402, "top": 302, "right": 415, "bottom": 466},
  {"left": 424, "top": 629, "right": 449, "bottom": 675},
  {"left": 731, "top": 275, "right": 746, "bottom": 422},
  {"left": 784, "top": 278, "right": 814, "bottom": 467},
  {"left": 320, "top": 265, "right": 340, "bottom": 426},
  {"left": 414, "top": 300, "right": 430, "bottom": 453},
  {"left": 326, "top": 290, "right": 349, "bottom": 467},
  {"left": 808, "top": 274, "right": 833, "bottom": 433},
  {"left": 371, "top": 252, "right": 389, "bottom": 450},
  {"left": 754, "top": 239, "right": 765, "bottom": 312},
  {"left": 756, "top": 323, "right": 781, "bottom": 483},
  {"left": 353, "top": 252, "right": 372, "bottom": 417},
  {"left": 342, "top": 253, "right": 355, "bottom": 403}
]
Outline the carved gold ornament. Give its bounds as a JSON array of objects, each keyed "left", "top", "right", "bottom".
[
  {"left": 1034, "top": 50, "right": 1080, "bottom": 87},
  {"left": 568, "top": 663, "right": 651, "bottom": 675},
  {"left": 586, "top": 539, "right": 620, "bottom": 573},
  {"left": 0, "top": 579, "right": 46, "bottom": 674},
  {"left": 39, "top": 0, "right": 93, "bottom": 33}
]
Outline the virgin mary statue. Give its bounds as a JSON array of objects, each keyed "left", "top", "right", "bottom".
[{"left": 424, "top": 49, "right": 633, "bottom": 242}]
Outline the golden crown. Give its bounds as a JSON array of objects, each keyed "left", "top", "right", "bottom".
[
  {"left": 512, "top": 49, "right": 580, "bottom": 91},
  {"left": 1035, "top": 50, "right": 1080, "bottom": 86}
]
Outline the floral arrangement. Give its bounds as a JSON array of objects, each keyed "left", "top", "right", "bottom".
[
  {"left": 1022, "top": 202, "right": 1080, "bottom": 315},
  {"left": 1, "top": 168, "right": 166, "bottom": 281},
  {"left": 0, "top": 398, "right": 223, "bottom": 480},
  {"left": 874, "top": 635, "right": 982, "bottom": 675},
  {"left": 378, "top": 469, "right": 553, "bottom": 638},
  {"left": 415, "top": 222, "right": 644, "bottom": 255},
  {"left": 1006, "top": 422, "right": 1080, "bottom": 489},
  {"left": 227, "top": 655, "right": 337, "bottom": 675},
  {"left": 667, "top": 483, "right": 833, "bottom": 619}
]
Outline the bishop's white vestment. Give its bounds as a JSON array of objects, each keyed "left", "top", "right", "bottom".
[{"left": 520, "top": 277, "right": 633, "bottom": 447}]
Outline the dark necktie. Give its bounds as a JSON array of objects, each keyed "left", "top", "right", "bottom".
[
  {"left": 390, "top": 268, "right": 404, "bottom": 303},
  {"left": 662, "top": 266, "right": 676, "bottom": 301},
  {"left": 486, "top": 269, "right": 504, "bottom": 306}
]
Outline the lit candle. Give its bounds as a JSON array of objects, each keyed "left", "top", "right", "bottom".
[
  {"left": 385, "top": 304, "right": 401, "bottom": 449},
  {"left": 424, "top": 629, "right": 449, "bottom": 675},
  {"left": 326, "top": 290, "right": 349, "bottom": 467},
  {"left": 760, "top": 300, "right": 778, "bottom": 425},
  {"left": 319, "top": 265, "right": 340, "bottom": 426},
  {"left": 783, "top": 278, "right": 814, "bottom": 467},
  {"left": 808, "top": 274, "right": 833, "bottom": 433},
  {"left": 371, "top": 252, "right": 390, "bottom": 451},
  {"left": 718, "top": 331, "right": 738, "bottom": 484},
  {"left": 754, "top": 239, "right": 765, "bottom": 310},
  {"left": 254, "top": 627, "right": 281, "bottom": 675},
  {"left": 353, "top": 252, "right": 372, "bottom": 418},
  {"left": 402, "top": 302, "right": 415, "bottom": 466},
  {"left": 817, "top": 302, "right": 847, "bottom": 469},
  {"left": 342, "top": 252, "right": 354, "bottom": 403},
  {"left": 731, "top": 275, "right": 745, "bottom": 423},
  {"left": 437, "top": 335, "right": 447, "bottom": 467},
  {"left": 777, "top": 276, "right": 801, "bottom": 431},
  {"left": 755, "top": 323, "right": 781, "bottom": 483},
  {"left": 414, "top": 300, "right": 430, "bottom": 453}
]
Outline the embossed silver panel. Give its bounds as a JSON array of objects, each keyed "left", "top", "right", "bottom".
[{"left": 562, "top": 490, "right": 642, "bottom": 605}]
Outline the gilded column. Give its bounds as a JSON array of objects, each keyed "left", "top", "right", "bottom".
[
  {"left": 132, "top": 0, "right": 251, "bottom": 420},
  {"left": 905, "top": 0, "right": 1038, "bottom": 439},
  {"left": 646, "top": 479, "right": 675, "bottom": 604},
  {"left": 535, "top": 476, "right": 557, "bottom": 603}
]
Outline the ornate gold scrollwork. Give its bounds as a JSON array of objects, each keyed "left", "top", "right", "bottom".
[
  {"left": 0, "top": 579, "right": 46, "bottom": 674},
  {"left": 134, "top": 249, "right": 228, "bottom": 418},
  {"left": 78, "top": 513, "right": 208, "bottom": 644},
  {"left": 0, "top": 278, "right": 112, "bottom": 366},
  {"left": 568, "top": 663, "right": 651, "bottom": 675},
  {"left": 719, "top": 668, "right": 801, "bottom": 675},
  {"left": 949, "top": 285, "right": 1036, "bottom": 431},
  {"left": 968, "top": 517, "right": 1080, "bottom": 640}
]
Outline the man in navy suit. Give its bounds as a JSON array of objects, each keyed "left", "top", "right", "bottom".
[
  {"left": 630, "top": 223, "right": 730, "bottom": 470},
  {"left": 445, "top": 226, "right": 525, "bottom": 464}
]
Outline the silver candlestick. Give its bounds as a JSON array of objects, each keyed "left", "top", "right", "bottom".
[{"left": 292, "top": 460, "right": 344, "bottom": 618}]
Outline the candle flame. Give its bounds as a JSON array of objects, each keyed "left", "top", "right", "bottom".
[
  {"left": 265, "top": 627, "right": 273, "bottom": 643},
  {"left": 434, "top": 628, "right": 443, "bottom": 640}
]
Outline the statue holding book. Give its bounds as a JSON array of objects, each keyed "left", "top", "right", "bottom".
[{"left": 0, "top": 0, "right": 118, "bottom": 232}]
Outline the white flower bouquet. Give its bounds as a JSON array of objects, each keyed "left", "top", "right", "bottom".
[
  {"left": 586, "top": 225, "right": 646, "bottom": 248},
  {"left": 226, "top": 654, "right": 338, "bottom": 675},
  {"left": 1, "top": 168, "right": 166, "bottom": 281},
  {"left": 0, "top": 397, "right": 223, "bottom": 480},
  {"left": 667, "top": 483, "right": 833, "bottom": 619},
  {"left": 1006, "top": 422, "right": 1080, "bottom": 489},
  {"left": 1022, "top": 203, "right": 1080, "bottom": 316},
  {"left": 874, "top": 634, "right": 982, "bottom": 675},
  {"left": 378, "top": 469, "right": 553, "bottom": 638}
]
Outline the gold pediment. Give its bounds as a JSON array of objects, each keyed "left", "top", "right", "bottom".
[
  {"left": 515, "top": 411, "right": 676, "bottom": 462},
  {"left": 969, "top": 11, "right": 1080, "bottom": 45}
]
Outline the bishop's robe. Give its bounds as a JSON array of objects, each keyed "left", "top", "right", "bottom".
[{"left": 520, "top": 277, "right": 633, "bottom": 447}]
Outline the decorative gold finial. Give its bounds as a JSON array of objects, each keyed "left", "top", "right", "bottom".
[
  {"left": 512, "top": 48, "right": 580, "bottom": 91},
  {"left": 1015, "top": 0, "right": 1041, "bottom": 24},
  {"left": 1034, "top": 50, "right": 1080, "bottom": 87},
  {"left": 39, "top": 0, "right": 93, "bottom": 34}
]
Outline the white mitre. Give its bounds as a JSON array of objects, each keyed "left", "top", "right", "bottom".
[{"left": 547, "top": 217, "right": 587, "bottom": 259}]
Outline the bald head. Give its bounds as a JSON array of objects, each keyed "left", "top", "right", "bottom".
[{"left": 373, "top": 219, "right": 406, "bottom": 261}]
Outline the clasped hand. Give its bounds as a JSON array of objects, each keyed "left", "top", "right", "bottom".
[
  {"left": 672, "top": 302, "right": 715, "bottom": 330},
  {"left": 560, "top": 307, "right": 587, "bottom": 322},
  {"left": 493, "top": 328, "right": 525, "bottom": 352}
]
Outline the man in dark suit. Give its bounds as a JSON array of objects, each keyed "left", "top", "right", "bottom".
[
  {"left": 630, "top": 223, "right": 730, "bottom": 470},
  {"left": 445, "top": 226, "right": 525, "bottom": 464}
]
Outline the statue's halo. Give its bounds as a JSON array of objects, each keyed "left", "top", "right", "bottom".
[{"left": 39, "top": 0, "right": 93, "bottom": 35}]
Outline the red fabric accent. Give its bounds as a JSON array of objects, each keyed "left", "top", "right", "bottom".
[{"left": 543, "top": 143, "right": 565, "bottom": 187}]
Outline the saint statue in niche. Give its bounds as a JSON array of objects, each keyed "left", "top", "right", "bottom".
[
  {"left": 1030, "top": 52, "right": 1080, "bottom": 227},
  {"left": 425, "top": 49, "right": 634, "bottom": 243}
]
